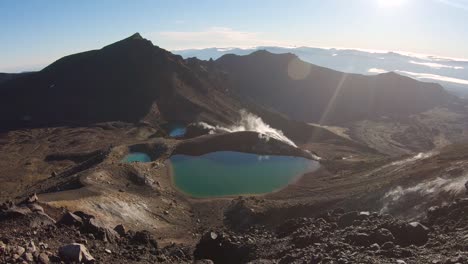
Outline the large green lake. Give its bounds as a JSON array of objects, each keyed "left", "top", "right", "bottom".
[{"left": 170, "top": 151, "right": 319, "bottom": 198}]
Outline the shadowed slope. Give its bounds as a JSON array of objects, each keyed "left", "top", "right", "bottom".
[
  {"left": 216, "top": 51, "right": 455, "bottom": 125},
  {"left": 0, "top": 33, "right": 241, "bottom": 129}
]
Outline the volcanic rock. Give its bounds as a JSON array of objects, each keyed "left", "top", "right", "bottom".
[
  {"left": 174, "top": 131, "right": 314, "bottom": 159},
  {"left": 38, "top": 252, "right": 50, "bottom": 264},
  {"left": 184, "top": 122, "right": 212, "bottom": 138},
  {"left": 58, "top": 243, "right": 95, "bottom": 263},
  {"left": 370, "top": 228, "right": 395, "bottom": 245},
  {"left": 388, "top": 221, "right": 429, "bottom": 246},
  {"left": 26, "top": 241, "right": 36, "bottom": 253},
  {"left": 346, "top": 232, "right": 371, "bottom": 246},
  {"left": 27, "top": 203, "right": 45, "bottom": 213},
  {"left": 194, "top": 231, "right": 255, "bottom": 264},
  {"left": 338, "top": 211, "right": 359, "bottom": 228},
  {"left": 224, "top": 198, "right": 257, "bottom": 230},
  {"left": 131, "top": 230, "right": 158, "bottom": 249},
  {"left": 20, "top": 193, "right": 39, "bottom": 204},
  {"left": 1, "top": 205, "right": 32, "bottom": 218},
  {"left": 81, "top": 218, "right": 119, "bottom": 243},
  {"left": 114, "top": 224, "right": 126, "bottom": 237},
  {"left": 58, "top": 212, "right": 83, "bottom": 227}
]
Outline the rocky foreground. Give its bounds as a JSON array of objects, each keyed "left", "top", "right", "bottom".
[{"left": 1, "top": 194, "right": 468, "bottom": 264}]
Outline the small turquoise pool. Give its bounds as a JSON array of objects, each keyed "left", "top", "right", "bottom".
[
  {"left": 122, "top": 152, "right": 151, "bottom": 163},
  {"left": 170, "top": 151, "right": 319, "bottom": 198},
  {"left": 162, "top": 122, "right": 187, "bottom": 138},
  {"left": 169, "top": 126, "right": 186, "bottom": 137}
]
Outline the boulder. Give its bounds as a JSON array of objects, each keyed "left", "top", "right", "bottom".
[
  {"left": 370, "top": 228, "right": 395, "bottom": 245},
  {"left": 369, "top": 243, "right": 380, "bottom": 251},
  {"left": 20, "top": 193, "right": 38, "bottom": 204},
  {"left": 24, "top": 252, "right": 34, "bottom": 262},
  {"left": 194, "top": 231, "right": 255, "bottom": 264},
  {"left": 224, "top": 198, "right": 257, "bottom": 230},
  {"left": 81, "top": 218, "right": 119, "bottom": 243},
  {"left": 0, "top": 241, "right": 6, "bottom": 252},
  {"left": 114, "top": 224, "right": 126, "bottom": 237},
  {"left": 381, "top": 241, "right": 395, "bottom": 250},
  {"left": 131, "top": 230, "right": 158, "bottom": 248},
  {"left": 1, "top": 205, "right": 32, "bottom": 218},
  {"left": 389, "top": 221, "right": 429, "bottom": 246},
  {"left": 405, "top": 222, "right": 429, "bottom": 245},
  {"left": 58, "top": 212, "right": 83, "bottom": 227},
  {"left": 292, "top": 230, "right": 323, "bottom": 247},
  {"left": 58, "top": 243, "right": 95, "bottom": 263},
  {"left": 13, "top": 245, "right": 25, "bottom": 257},
  {"left": 27, "top": 203, "right": 45, "bottom": 213},
  {"left": 38, "top": 252, "right": 50, "bottom": 264},
  {"left": 346, "top": 232, "right": 371, "bottom": 246},
  {"left": 0, "top": 200, "right": 14, "bottom": 211},
  {"left": 73, "top": 211, "right": 95, "bottom": 221},
  {"left": 338, "top": 211, "right": 359, "bottom": 228},
  {"left": 26, "top": 241, "right": 36, "bottom": 253}
]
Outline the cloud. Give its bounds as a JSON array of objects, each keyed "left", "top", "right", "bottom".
[
  {"left": 409, "top": 60, "right": 464, "bottom": 70},
  {"left": 395, "top": 70, "right": 468, "bottom": 85},
  {"left": 368, "top": 68, "right": 388, "bottom": 74},
  {"left": 150, "top": 27, "right": 290, "bottom": 50}
]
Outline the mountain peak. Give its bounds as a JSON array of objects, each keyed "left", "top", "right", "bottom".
[
  {"left": 102, "top": 32, "right": 154, "bottom": 51},
  {"left": 129, "top": 32, "right": 143, "bottom": 40}
]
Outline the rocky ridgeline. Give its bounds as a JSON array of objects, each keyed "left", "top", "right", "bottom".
[
  {"left": 0, "top": 194, "right": 193, "bottom": 263},
  {"left": 1, "top": 194, "right": 468, "bottom": 263},
  {"left": 195, "top": 198, "right": 468, "bottom": 264}
]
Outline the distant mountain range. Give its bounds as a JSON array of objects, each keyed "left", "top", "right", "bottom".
[
  {"left": 216, "top": 50, "right": 454, "bottom": 124},
  {"left": 0, "top": 34, "right": 458, "bottom": 130},
  {"left": 175, "top": 47, "right": 468, "bottom": 97}
]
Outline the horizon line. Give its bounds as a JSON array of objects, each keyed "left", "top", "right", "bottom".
[{"left": 3, "top": 41, "right": 468, "bottom": 73}]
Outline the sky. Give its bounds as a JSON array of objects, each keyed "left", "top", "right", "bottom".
[{"left": 1, "top": 0, "right": 468, "bottom": 72}]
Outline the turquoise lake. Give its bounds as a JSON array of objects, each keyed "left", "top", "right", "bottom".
[
  {"left": 122, "top": 152, "right": 151, "bottom": 163},
  {"left": 170, "top": 151, "right": 319, "bottom": 198},
  {"left": 162, "top": 122, "right": 187, "bottom": 138}
]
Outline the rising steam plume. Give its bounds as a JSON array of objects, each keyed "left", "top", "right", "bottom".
[
  {"left": 198, "top": 110, "right": 297, "bottom": 147},
  {"left": 381, "top": 173, "right": 468, "bottom": 219}
]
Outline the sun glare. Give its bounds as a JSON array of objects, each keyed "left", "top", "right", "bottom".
[{"left": 378, "top": 0, "right": 407, "bottom": 8}]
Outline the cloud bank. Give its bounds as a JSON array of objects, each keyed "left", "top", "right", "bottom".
[{"left": 153, "top": 27, "right": 290, "bottom": 50}]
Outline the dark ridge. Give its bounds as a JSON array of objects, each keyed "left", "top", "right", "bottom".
[
  {"left": 0, "top": 33, "right": 242, "bottom": 130},
  {"left": 216, "top": 50, "right": 454, "bottom": 124}
]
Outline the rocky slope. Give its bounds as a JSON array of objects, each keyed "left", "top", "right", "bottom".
[
  {"left": 194, "top": 196, "right": 468, "bottom": 264},
  {"left": 2, "top": 192, "right": 468, "bottom": 263}
]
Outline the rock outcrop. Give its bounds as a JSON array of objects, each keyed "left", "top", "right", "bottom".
[{"left": 174, "top": 131, "right": 316, "bottom": 160}]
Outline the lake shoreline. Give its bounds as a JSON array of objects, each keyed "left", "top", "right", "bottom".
[{"left": 166, "top": 151, "right": 320, "bottom": 200}]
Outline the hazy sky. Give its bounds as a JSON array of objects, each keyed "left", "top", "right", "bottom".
[{"left": 2, "top": 0, "right": 468, "bottom": 72}]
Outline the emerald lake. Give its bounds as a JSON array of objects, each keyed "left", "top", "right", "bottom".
[
  {"left": 170, "top": 151, "right": 319, "bottom": 198},
  {"left": 122, "top": 152, "right": 151, "bottom": 163}
]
